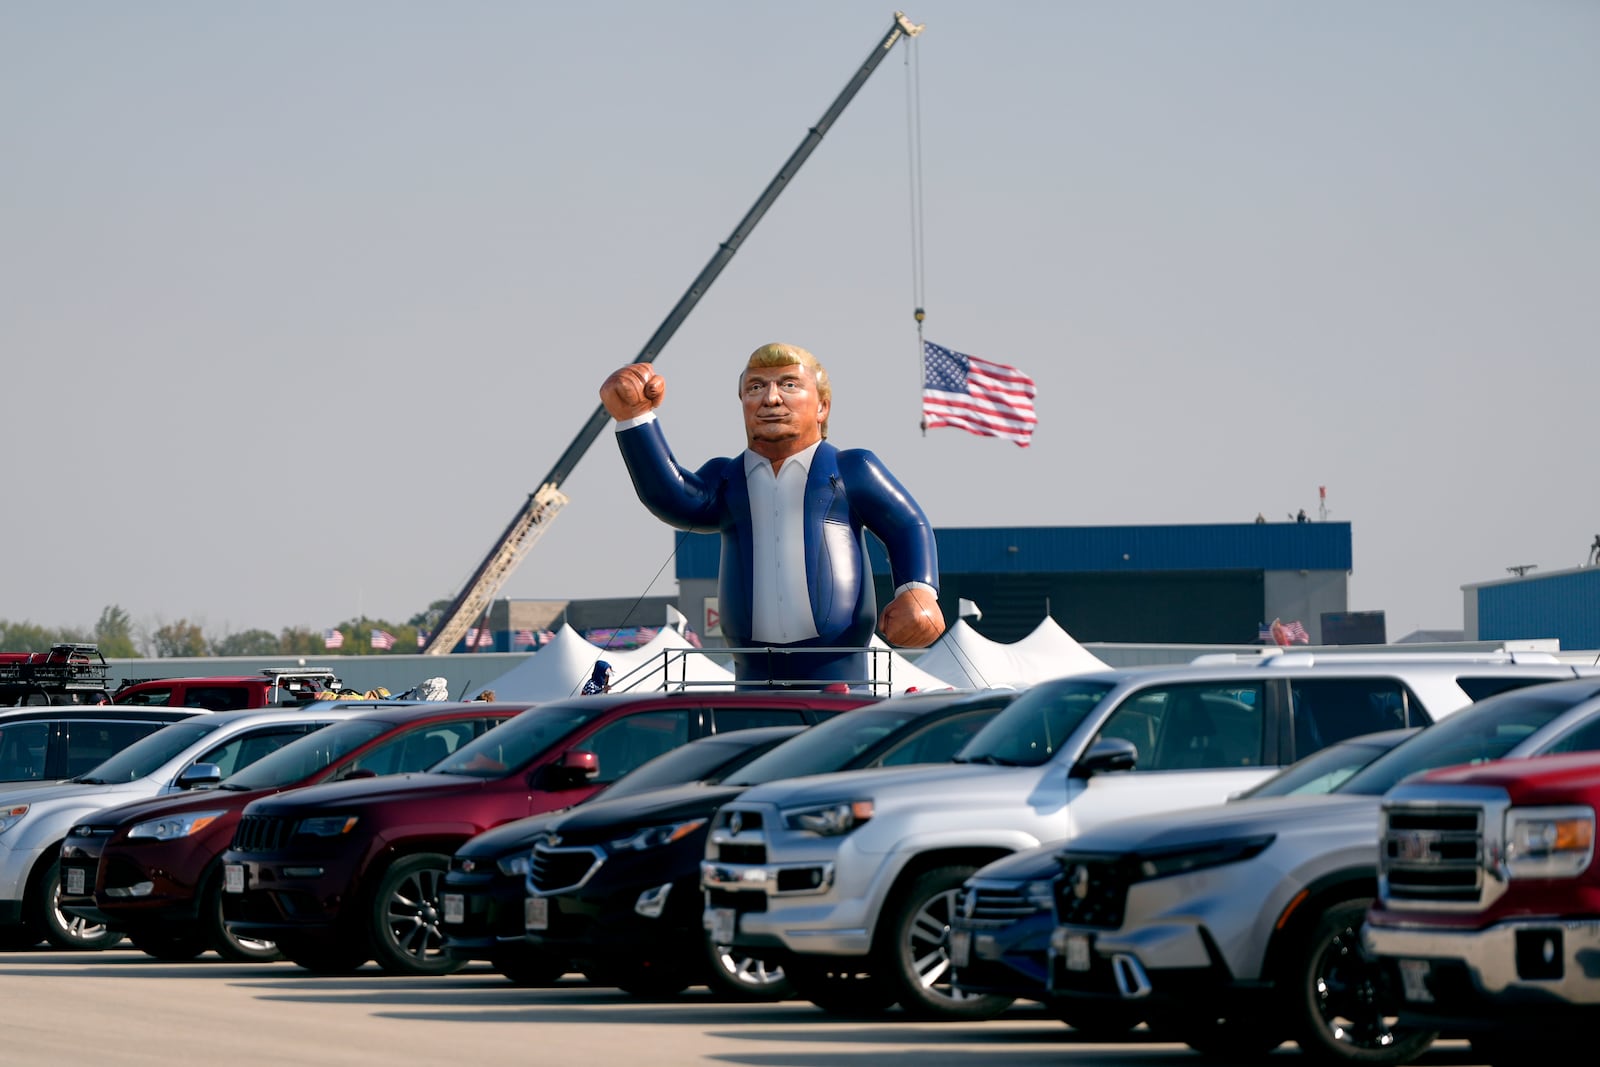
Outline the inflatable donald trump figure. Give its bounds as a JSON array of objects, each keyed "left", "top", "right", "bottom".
[{"left": 601, "top": 343, "right": 944, "bottom": 687}]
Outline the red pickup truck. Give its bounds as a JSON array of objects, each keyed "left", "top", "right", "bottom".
[
  {"left": 1365, "top": 751, "right": 1600, "bottom": 1065},
  {"left": 112, "top": 668, "right": 343, "bottom": 710}
]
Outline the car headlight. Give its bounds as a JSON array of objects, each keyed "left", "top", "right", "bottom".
[
  {"left": 782, "top": 800, "right": 874, "bottom": 836},
  {"left": 1505, "top": 806, "right": 1594, "bottom": 879},
  {"left": 0, "top": 805, "right": 28, "bottom": 835},
  {"left": 610, "top": 818, "right": 708, "bottom": 852},
  {"left": 128, "top": 810, "right": 225, "bottom": 841},
  {"left": 1133, "top": 834, "right": 1276, "bottom": 880},
  {"left": 296, "top": 815, "right": 360, "bottom": 837},
  {"left": 496, "top": 853, "right": 532, "bottom": 877}
]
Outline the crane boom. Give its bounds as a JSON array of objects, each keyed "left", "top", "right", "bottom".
[{"left": 425, "top": 11, "right": 924, "bottom": 655}]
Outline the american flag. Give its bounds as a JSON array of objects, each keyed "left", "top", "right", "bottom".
[
  {"left": 514, "top": 628, "right": 538, "bottom": 648},
  {"left": 417, "top": 631, "right": 429, "bottom": 648},
  {"left": 322, "top": 628, "right": 345, "bottom": 650},
  {"left": 1281, "top": 620, "right": 1311, "bottom": 644},
  {"left": 1265, "top": 619, "right": 1311, "bottom": 646},
  {"left": 370, "top": 629, "right": 395, "bottom": 650},
  {"left": 466, "top": 628, "right": 495, "bottom": 649},
  {"left": 921, "top": 341, "right": 1038, "bottom": 447}
]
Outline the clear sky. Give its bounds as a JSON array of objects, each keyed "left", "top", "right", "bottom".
[{"left": 5, "top": 2, "right": 1597, "bottom": 644}]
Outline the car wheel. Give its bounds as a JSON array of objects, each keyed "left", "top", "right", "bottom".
[
  {"left": 275, "top": 932, "right": 370, "bottom": 975},
  {"left": 1288, "top": 898, "right": 1437, "bottom": 1065},
  {"left": 129, "top": 926, "right": 208, "bottom": 961},
  {"left": 37, "top": 861, "right": 123, "bottom": 951},
  {"left": 578, "top": 956, "right": 692, "bottom": 998},
  {"left": 1053, "top": 1002, "right": 1145, "bottom": 1038},
  {"left": 369, "top": 854, "right": 465, "bottom": 976},
  {"left": 783, "top": 955, "right": 898, "bottom": 1018},
  {"left": 879, "top": 866, "right": 1014, "bottom": 1021},
  {"left": 200, "top": 875, "right": 281, "bottom": 963},
  {"left": 490, "top": 945, "right": 567, "bottom": 986},
  {"left": 704, "top": 940, "right": 792, "bottom": 1002}
]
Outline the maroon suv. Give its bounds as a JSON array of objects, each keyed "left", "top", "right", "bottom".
[
  {"left": 219, "top": 691, "right": 872, "bottom": 975},
  {"left": 59, "top": 701, "right": 527, "bottom": 961}
]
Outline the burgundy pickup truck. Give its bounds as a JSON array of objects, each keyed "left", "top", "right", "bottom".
[
  {"left": 219, "top": 690, "right": 872, "bottom": 975},
  {"left": 1365, "top": 751, "right": 1600, "bottom": 1065}
]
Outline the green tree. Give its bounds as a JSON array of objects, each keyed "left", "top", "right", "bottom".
[
  {"left": 409, "top": 600, "right": 451, "bottom": 635},
  {"left": 277, "top": 626, "right": 327, "bottom": 656},
  {"left": 211, "top": 629, "right": 283, "bottom": 657},
  {"left": 151, "top": 619, "right": 209, "bottom": 658},
  {"left": 0, "top": 620, "right": 92, "bottom": 651},
  {"left": 95, "top": 605, "right": 140, "bottom": 658}
]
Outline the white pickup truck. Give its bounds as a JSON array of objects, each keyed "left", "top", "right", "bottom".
[{"left": 701, "top": 652, "right": 1598, "bottom": 1019}]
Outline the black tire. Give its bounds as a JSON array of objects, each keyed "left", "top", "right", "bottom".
[
  {"left": 275, "top": 932, "right": 370, "bottom": 975},
  {"left": 578, "top": 956, "right": 692, "bottom": 998},
  {"left": 1469, "top": 1033, "right": 1547, "bottom": 1067},
  {"left": 369, "top": 854, "right": 465, "bottom": 976},
  {"left": 200, "top": 875, "right": 281, "bottom": 963},
  {"left": 1288, "top": 898, "right": 1437, "bottom": 1066},
  {"left": 704, "top": 940, "right": 792, "bottom": 1002},
  {"left": 490, "top": 946, "right": 567, "bottom": 986},
  {"left": 1177, "top": 1015, "right": 1284, "bottom": 1061},
  {"left": 37, "top": 861, "right": 123, "bottom": 951},
  {"left": 1053, "top": 1002, "right": 1145, "bottom": 1038},
  {"left": 878, "top": 865, "right": 1014, "bottom": 1021},
  {"left": 783, "top": 956, "right": 898, "bottom": 1018},
  {"left": 129, "top": 926, "right": 208, "bottom": 961}
]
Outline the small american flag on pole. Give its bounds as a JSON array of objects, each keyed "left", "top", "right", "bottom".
[
  {"left": 416, "top": 631, "right": 429, "bottom": 648},
  {"left": 514, "top": 629, "right": 538, "bottom": 648},
  {"left": 322, "top": 628, "right": 345, "bottom": 650},
  {"left": 921, "top": 341, "right": 1038, "bottom": 446},
  {"left": 370, "top": 629, "right": 395, "bottom": 650}
]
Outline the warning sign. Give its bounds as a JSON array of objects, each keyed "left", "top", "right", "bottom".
[{"left": 703, "top": 597, "right": 721, "bottom": 637}]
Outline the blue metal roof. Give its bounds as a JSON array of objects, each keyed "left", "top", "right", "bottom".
[
  {"left": 674, "top": 522, "right": 1352, "bottom": 579},
  {"left": 1475, "top": 567, "right": 1600, "bottom": 649}
]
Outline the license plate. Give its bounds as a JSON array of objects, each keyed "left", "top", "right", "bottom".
[
  {"left": 1065, "top": 933, "right": 1091, "bottom": 972},
  {"left": 709, "top": 907, "right": 735, "bottom": 945},
  {"left": 65, "top": 867, "right": 85, "bottom": 895},
  {"left": 1398, "top": 958, "right": 1434, "bottom": 1003},
  {"left": 224, "top": 864, "right": 244, "bottom": 894},
  {"left": 950, "top": 928, "right": 971, "bottom": 968},
  {"left": 443, "top": 894, "right": 463, "bottom": 926},
  {"left": 525, "top": 895, "right": 549, "bottom": 931}
]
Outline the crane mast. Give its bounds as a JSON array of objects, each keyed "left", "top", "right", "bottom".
[{"left": 425, "top": 11, "right": 924, "bottom": 655}]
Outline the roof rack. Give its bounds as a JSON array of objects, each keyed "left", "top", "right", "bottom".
[
  {"left": 1190, "top": 649, "right": 1561, "bottom": 668},
  {"left": 0, "top": 643, "right": 110, "bottom": 689}
]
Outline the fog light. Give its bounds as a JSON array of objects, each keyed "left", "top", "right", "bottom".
[
  {"left": 635, "top": 882, "right": 672, "bottom": 919},
  {"left": 283, "top": 867, "right": 324, "bottom": 878},
  {"left": 104, "top": 882, "right": 155, "bottom": 898}
]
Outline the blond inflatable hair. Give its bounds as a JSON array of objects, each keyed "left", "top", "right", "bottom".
[{"left": 741, "top": 343, "right": 831, "bottom": 438}]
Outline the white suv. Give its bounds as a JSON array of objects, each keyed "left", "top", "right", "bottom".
[{"left": 701, "top": 652, "right": 1597, "bottom": 1019}]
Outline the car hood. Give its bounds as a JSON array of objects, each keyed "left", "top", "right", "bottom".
[
  {"left": 0, "top": 778, "right": 147, "bottom": 807},
  {"left": 553, "top": 782, "right": 745, "bottom": 835},
  {"left": 76, "top": 787, "right": 268, "bottom": 828},
  {"left": 730, "top": 762, "right": 1020, "bottom": 807},
  {"left": 1061, "top": 794, "right": 1380, "bottom": 855},
  {"left": 243, "top": 772, "right": 473, "bottom": 814}
]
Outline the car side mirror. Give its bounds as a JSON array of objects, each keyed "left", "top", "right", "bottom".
[
  {"left": 339, "top": 768, "right": 378, "bottom": 781},
  {"left": 542, "top": 750, "right": 599, "bottom": 789},
  {"left": 176, "top": 762, "right": 223, "bottom": 790},
  {"left": 1070, "top": 737, "right": 1138, "bottom": 779}
]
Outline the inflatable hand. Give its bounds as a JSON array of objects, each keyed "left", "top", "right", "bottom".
[
  {"left": 601, "top": 363, "right": 667, "bottom": 421},
  {"left": 879, "top": 586, "right": 945, "bottom": 648}
]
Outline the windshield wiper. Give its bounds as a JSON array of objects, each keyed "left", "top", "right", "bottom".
[{"left": 73, "top": 776, "right": 109, "bottom": 784}]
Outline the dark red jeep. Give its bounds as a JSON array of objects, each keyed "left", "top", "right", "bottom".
[
  {"left": 58, "top": 701, "right": 527, "bottom": 961},
  {"left": 219, "top": 690, "right": 872, "bottom": 975}
]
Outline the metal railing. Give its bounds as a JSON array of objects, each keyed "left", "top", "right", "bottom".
[{"left": 609, "top": 645, "right": 904, "bottom": 697}]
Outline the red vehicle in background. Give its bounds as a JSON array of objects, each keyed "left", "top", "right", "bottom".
[
  {"left": 58, "top": 701, "right": 528, "bottom": 961},
  {"left": 220, "top": 691, "right": 872, "bottom": 975}
]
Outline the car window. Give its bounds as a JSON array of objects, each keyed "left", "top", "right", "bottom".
[
  {"left": 196, "top": 724, "right": 326, "bottom": 777},
  {"left": 1541, "top": 711, "right": 1600, "bottom": 755},
  {"left": 958, "top": 680, "right": 1115, "bottom": 767},
  {"left": 1237, "top": 730, "right": 1416, "bottom": 799},
  {"left": 221, "top": 719, "right": 393, "bottom": 789},
  {"left": 0, "top": 721, "right": 50, "bottom": 782},
  {"left": 1289, "top": 678, "right": 1422, "bottom": 755},
  {"left": 1455, "top": 675, "right": 1566, "bottom": 703},
  {"left": 711, "top": 707, "right": 813, "bottom": 731},
  {"left": 62, "top": 720, "right": 165, "bottom": 779},
  {"left": 433, "top": 704, "right": 605, "bottom": 779},
  {"left": 1099, "top": 682, "right": 1267, "bottom": 772},
  {"left": 346, "top": 721, "right": 479, "bottom": 776},
  {"left": 576, "top": 710, "right": 693, "bottom": 785},
  {"left": 76, "top": 719, "right": 227, "bottom": 782},
  {"left": 121, "top": 686, "right": 174, "bottom": 707},
  {"left": 181, "top": 685, "right": 253, "bottom": 711},
  {"left": 876, "top": 709, "right": 999, "bottom": 767}
]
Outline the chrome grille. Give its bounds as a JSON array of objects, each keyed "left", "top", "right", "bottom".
[
  {"left": 1380, "top": 805, "right": 1485, "bottom": 904},
  {"left": 963, "top": 883, "right": 1041, "bottom": 929},
  {"left": 527, "top": 845, "right": 604, "bottom": 894},
  {"left": 231, "top": 814, "right": 294, "bottom": 852}
]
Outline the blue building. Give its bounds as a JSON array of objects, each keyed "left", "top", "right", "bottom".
[{"left": 1465, "top": 565, "right": 1600, "bottom": 650}]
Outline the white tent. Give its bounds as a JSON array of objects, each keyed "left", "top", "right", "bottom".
[
  {"left": 472, "top": 624, "right": 606, "bottom": 702},
  {"left": 868, "top": 635, "right": 957, "bottom": 694},
  {"left": 912, "top": 618, "right": 1108, "bottom": 690},
  {"left": 608, "top": 626, "right": 734, "bottom": 692}
]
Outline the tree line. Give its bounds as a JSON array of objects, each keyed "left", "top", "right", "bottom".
[{"left": 0, "top": 602, "right": 451, "bottom": 658}]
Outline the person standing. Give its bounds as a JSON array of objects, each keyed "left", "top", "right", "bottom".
[
  {"left": 600, "top": 343, "right": 944, "bottom": 687},
  {"left": 581, "top": 661, "right": 613, "bottom": 695}
]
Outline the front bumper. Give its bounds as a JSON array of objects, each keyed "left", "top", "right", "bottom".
[
  {"left": 219, "top": 846, "right": 366, "bottom": 937},
  {"left": 950, "top": 909, "right": 1054, "bottom": 1000},
  {"left": 59, "top": 834, "right": 208, "bottom": 929},
  {"left": 440, "top": 867, "right": 527, "bottom": 961},
  {"left": 1365, "top": 917, "right": 1600, "bottom": 1032}
]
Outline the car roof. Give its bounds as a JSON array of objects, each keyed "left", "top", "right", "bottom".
[
  {"left": 529, "top": 691, "right": 880, "bottom": 711},
  {"left": 332, "top": 700, "right": 536, "bottom": 723},
  {"left": 0, "top": 705, "right": 208, "bottom": 724}
]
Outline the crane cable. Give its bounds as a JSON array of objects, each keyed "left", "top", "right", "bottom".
[{"left": 904, "top": 33, "right": 931, "bottom": 437}]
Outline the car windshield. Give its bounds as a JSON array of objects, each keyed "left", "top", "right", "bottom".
[
  {"left": 722, "top": 706, "right": 934, "bottom": 786},
  {"left": 219, "top": 719, "right": 393, "bottom": 791},
  {"left": 599, "top": 729, "right": 802, "bottom": 800},
  {"left": 73, "top": 719, "right": 228, "bottom": 783},
  {"left": 430, "top": 703, "right": 604, "bottom": 779},
  {"left": 1337, "top": 685, "right": 1598, "bottom": 796},
  {"left": 1238, "top": 730, "right": 1417, "bottom": 799},
  {"left": 954, "top": 679, "right": 1116, "bottom": 767}
]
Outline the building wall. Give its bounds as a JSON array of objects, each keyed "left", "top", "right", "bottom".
[{"left": 1466, "top": 566, "right": 1600, "bottom": 649}]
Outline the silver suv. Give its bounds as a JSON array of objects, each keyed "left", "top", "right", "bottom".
[
  {"left": 701, "top": 651, "right": 1597, "bottom": 1020},
  {"left": 1041, "top": 675, "right": 1600, "bottom": 1065},
  {"left": 0, "top": 703, "right": 378, "bottom": 950}
]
